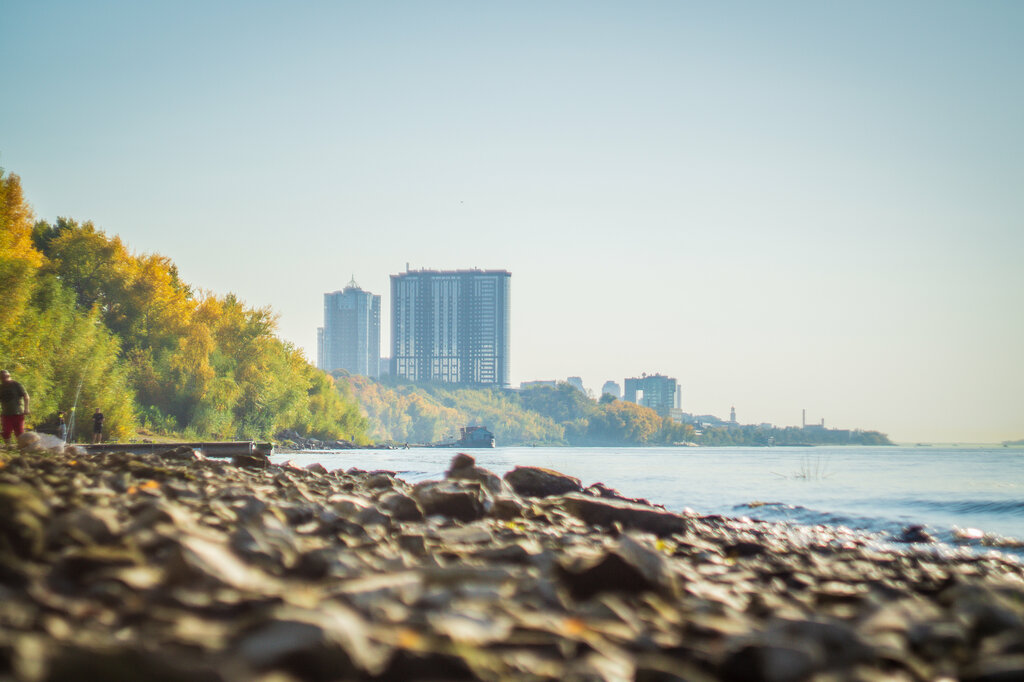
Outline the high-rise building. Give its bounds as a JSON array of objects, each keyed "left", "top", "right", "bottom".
[
  {"left": 391, "top": 268, "right": 510, "bottom": 385},
  {"left": 601, "top": 381, "right": 622, "bottom": 400},
  {"left": 318, "top": 279, "right": 380, "bottom": 377},
  {"left": 566, "top": 376, "right": 585, "bottom": 394},
  {"left": 624, "top": 373, "right": 679, "bottom": 417}
]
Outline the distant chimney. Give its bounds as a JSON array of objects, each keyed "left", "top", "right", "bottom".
[{"left": 802, "top": 409, "right": 806, "bottom": 428}]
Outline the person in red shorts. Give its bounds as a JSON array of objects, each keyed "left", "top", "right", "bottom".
[{"left": 1, "top": 369, "right": 31, "bottom": 445}]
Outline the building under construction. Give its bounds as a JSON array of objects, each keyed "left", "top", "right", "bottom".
[{"left": 391, "top": 268, "right": 510, "bottom": 386}]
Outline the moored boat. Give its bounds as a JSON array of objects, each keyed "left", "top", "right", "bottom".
[{"left": 431, "top": 426, "right": 496, "bottom": 448}]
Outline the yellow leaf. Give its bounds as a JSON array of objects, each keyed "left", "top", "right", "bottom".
[
  {"left": 397, "top": 628, "right": 422, "bottom": 649},
  {"left": 562, "top": 618, "right": 586, "bottom": 636}
]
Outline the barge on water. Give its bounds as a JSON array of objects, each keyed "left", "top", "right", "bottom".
[{"left": 430, "top": 426, "right": 496, "bottom": 449}]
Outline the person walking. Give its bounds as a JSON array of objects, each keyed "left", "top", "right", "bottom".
[
  {"left": 91, "top": 407, "right": 104, "bottom": 444},
  {"left": 57, "top": 411, "right": 67, "bottom": 442},
  {"left": 1, "top": 370, "right": 30, "bottom": 445}
]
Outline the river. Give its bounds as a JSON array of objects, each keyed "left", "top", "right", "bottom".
[{"left": 272, "top": 445, "right": 1024, "bottom": 559}]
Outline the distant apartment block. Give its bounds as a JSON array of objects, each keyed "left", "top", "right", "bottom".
[
  {"left": 318, "top": 280, "right": 380, "bottom": 377},
  {"left": 566, "top": 376, "right": 585, "bottom": 393},
  {"left": 601, "top": 381, "right": 621, "bottom": 399},
  {"left": 391, "top": 268, "right": 510, "bottom": 386},
  {"left": 624, "top": 373, "right": 680, "bottom": 417}
]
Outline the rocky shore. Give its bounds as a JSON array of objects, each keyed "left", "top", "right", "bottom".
[
  {"left": 1, "top": 447, "right": 1023, "bottom": 681},
  {"left": 274, "top": 430, "right": 382, "bottom": 452}
]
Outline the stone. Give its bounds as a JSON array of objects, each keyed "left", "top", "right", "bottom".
[
  {"left": 504, "top": 466, "right": 582, "bottom": 498},
  {"left": 428, "top": 609, "right": 514, "bottom": 645},
  {"left": 583, "top": 482, "right": 651, "bottom": 504},
  {"left": 168, "top": 533, "right": 281, "bottom": 593},
  {"left": 615, "top": 533, "right": 681, "bottom": 596},
  {"left": 0, "top": 483, "right": 50, "bottom": 558},
  {"left": 45, "top": 645, "right": 221, "bottom": 682},
  {"left": 726, "top": 540, "right": 767, "bottom": 558},
  {"left": 557, "top": 550, "right": 659, "bottom": 600},
  {"left": 232, "top": 452, "right": 271, "bottom": 469},
  {"left": 412, "top": 480, "right": 492, "bottom": 522},
  {"left": 552, "top": 493, "right": 689, "bottom": 537},
  {"left": 720, "top": 643, "right": 819, "bottom": 682},
  {"left": 764, "top": 618, "right": 870, "bottom": 670},
  {"left": 489, "top": 494, "right": 527, "bottom": 520},
  {"left": 47, "top": 507, "right": 121, "bottom": 546},
  {"left": 894, "top": 525, "right": 935, "bottom": 544},
  {"left": 446, "top": 453, "right": 509, "bottom": 495},
  {"left": 160, "top": 445, "right": 206, "bottom": 463},
  {"left": 960, "top": 655, "right": 1024, "bottom": 682},
  {"left": 235, "top": 604, "right": 389, "bottom": 678},
  {"left": 447, "top": 452, "right": 476, "bottom": 471},
  {"left": 378, "top": 491, "right": 424, "bottom": 522},
  {"left": 364, "top": 472, "right": 398, "bottom": 490}
]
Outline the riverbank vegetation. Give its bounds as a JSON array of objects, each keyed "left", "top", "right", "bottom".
[
  {"left": 344, "top": 376, "right": 695, "bottom": 446},
  {"left": 346, "top": 376, "right": 891, "bottom": 447},
  {"left": 698, "top": 424, "right": 891, "bottom": 446},
  {"left": 0, "top": 168, "right": 367, "bottom": 443}
]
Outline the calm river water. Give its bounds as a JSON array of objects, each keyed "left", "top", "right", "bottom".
[{"left": 272, "top": 445, "right": 1024, "bottom": 559}]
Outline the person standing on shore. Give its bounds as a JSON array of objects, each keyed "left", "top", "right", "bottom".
[
  {"left": 57, "top": 411, "right": 67, "bottom": 442},
  {"left": 91, "top": 407, "right": 104, "bottom": 444},
  {"left": 1, "top": 370, "right": 31, "bottom": 445}
]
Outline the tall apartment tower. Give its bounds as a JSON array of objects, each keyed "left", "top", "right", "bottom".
[
  {"left": 391, "top": 268, "right": 510, "bottom": 386},
  {"left": 624, "top": 373, "right": 679, "bottom": 417},
  {"left": 318, "top": 280, "right": 380, "bottom": 377}
]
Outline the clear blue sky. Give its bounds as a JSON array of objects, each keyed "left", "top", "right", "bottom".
[{"left": 3, "top": 1, "right": 1022, "bottom": 442}]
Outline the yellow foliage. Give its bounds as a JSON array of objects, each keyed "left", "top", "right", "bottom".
[{"left": 0, "top": 170, "right": 43, "bottom": 327}]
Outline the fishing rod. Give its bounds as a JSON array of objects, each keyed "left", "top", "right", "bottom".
[{"left": 66, "top": 374, "right": 85, "bottom": 444}]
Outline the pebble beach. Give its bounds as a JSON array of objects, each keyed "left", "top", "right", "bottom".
[{"left": 2, "top": 445, "right": 1023, "bottom": 681}]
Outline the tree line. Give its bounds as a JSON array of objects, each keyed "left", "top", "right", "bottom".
[
  {"left": 344, "top": 376, "right": 696, "bottom": 446},
  {"left": 697, "top": 425, "right": 891, "bottom": 446},
  {"left": 1, "top": 168, "right": 367, "bottom": 443},
  {"left": 345, "top": 376, "right": 892, "bottom": 448}
]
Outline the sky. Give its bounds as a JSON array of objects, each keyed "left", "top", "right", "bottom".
[{"left": 2, "top": 1, "right": 1022, "bottom": 443}]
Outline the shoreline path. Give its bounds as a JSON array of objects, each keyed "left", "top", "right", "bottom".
[{"left": 1, "top": 447, "right": 1022, "bottom": 681}]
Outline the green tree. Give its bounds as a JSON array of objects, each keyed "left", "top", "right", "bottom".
[{"left": 6, "top": 171, "right": 367, "bottom": 444}]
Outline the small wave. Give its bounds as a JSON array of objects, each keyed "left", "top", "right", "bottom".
[
  {"left": 952, "top": 527, "right": 1024, "bottom": 549},
  {"left": 735, "top": 502, "right": 898, "bottom": 534},
  {"left": 396, "top": 470, "right": 445, "bottom": 483},
  {"left": 734, "top": 502, "right": 1024, "bottom": 560},
  {"left": 903, "top": 498, "right": 1024, "bottom": 517}
]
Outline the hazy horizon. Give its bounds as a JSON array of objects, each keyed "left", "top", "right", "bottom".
[{"left": 2, "top": 1, "right": 1021, "bottom": 443}]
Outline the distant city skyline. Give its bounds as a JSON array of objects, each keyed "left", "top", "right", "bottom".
[{"left": 2, "top": 2, "right": 1021, "bottom": 442}]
